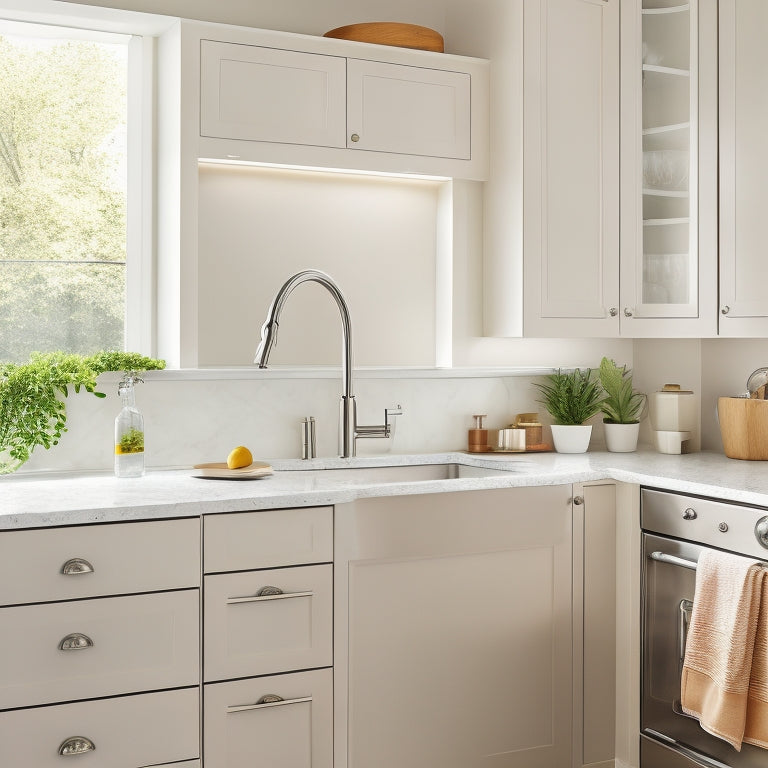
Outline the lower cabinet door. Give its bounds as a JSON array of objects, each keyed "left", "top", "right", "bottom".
[
  {"left": 204, "top": 668, "right": 332, "bottom": 768},
  {"left": 0, "top": 687, "right": 199, "bottom": 768}
]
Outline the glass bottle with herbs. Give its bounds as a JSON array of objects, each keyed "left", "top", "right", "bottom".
[{"left": 114, "top": 372, "right": 145, "bottom": 477}]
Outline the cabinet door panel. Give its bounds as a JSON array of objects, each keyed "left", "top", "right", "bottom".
[
  {"left": 0, "top": 687, "right": 199, "bottom": 768},
  {"left": 204, "top": 668, "right": 332, "bottom": 768},
  {"left": 0, "top": 590, "right": 199, "bottom": 709},
  {"left": 200, "top": 40, "right": 346, "bottom": 148},
  {"left": 204, "top": 564, "right": 332, "bottom": 681},
  {"left": 523, "top": 0, "right": 619, "bottom": 337},
  {"left": 347, "top": 59, "right": 470, "bottom": 159},
  {"left": 335, "top": 486, "right": 573, "bottom": 768},
  {"left": 719, "top": 0, "right": 768, "bottom": 334}
]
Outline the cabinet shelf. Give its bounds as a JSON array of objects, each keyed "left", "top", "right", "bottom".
[
  {"left": 643, "top": 121, "right": 690, "bottom": 136},
  {"left": 642, "top": 4, "right": 690, "bottom": 15},
  {"left": 643, "top": 217, "right": 690, "bottom": 226},
  {"left": 643, "top": 64, "right": 690, "bottom": 78},
  {"left": 643, "top": 188, "right": 689, "bottom": 198}
]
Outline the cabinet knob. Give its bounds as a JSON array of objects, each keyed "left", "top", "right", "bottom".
[
  {"left": 58, "top": 736, "right": 95, "bottom": 756},
  {"left": 61, "top": 558, "right": 94, "bottom": 576},
  {"left": 59, "top": 632, "right": 94, "bottom": 651},
  {"left": 682, "top": 507, "right": 697, "bottom": 520},
  {"left": 755, "top": 517, "right": 768, "bottom": 549},
  {"left": 573, "top": 495, "right": 584, "bottom": 506},
  {"left": 623, "top": 307, "right": 633, "bottom": 317},
  {"left": 608, "top": 307, "right": 618, "bottom": 317},
  {"left": 350, "top": 133, "right": 360, "bottom": 143},
  {"left": 721, "top": 305, "right": 730, "bottom": 315}
]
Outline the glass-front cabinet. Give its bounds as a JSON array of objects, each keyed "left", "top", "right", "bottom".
[{"left": 620, "top": 0, "right": 717, "bottom": 336}]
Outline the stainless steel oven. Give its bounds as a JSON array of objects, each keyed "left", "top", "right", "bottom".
[{"left": 641, "top": 487, "right": 768, "bottom": 768}]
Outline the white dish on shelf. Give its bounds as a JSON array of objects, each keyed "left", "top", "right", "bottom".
[{"left": 643, "top": 149, "right": 688, "bottom": 191}]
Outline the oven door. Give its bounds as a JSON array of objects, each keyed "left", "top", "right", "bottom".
[{"left": 642, "top": 533, "right": 768, "bottom": 768}]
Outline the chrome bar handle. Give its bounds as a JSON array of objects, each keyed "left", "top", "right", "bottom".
[
  {"left": 649, "top": 551, "right": 698, "bottom": 571},
  {"left": 227, "top": 694, "right": 312, "bottom": 714},
  {"left": 679, "top": 599, "right": 693, "bottom": 672},
  {"left": 226, "top": 589, "right": 313, "bottom": 605},
  {"left": 58, "top": 633, "right": 94, "bottom": 651},
  {"left": 58, "top": 736, "right": 95, "bottom": 756},
  {"left": 61, "top": 558, "right": 94, "bottom": 576}
]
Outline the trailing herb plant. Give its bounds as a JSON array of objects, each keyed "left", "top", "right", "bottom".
[
  {"left": 598, "top": 356, "right": 646, "bottom": 424},
  {"left": 534, "top": 368, "right": 604, "bottom": 426},
  {"left": 0, "top": 351, "right": 164, "bottom": 474}
]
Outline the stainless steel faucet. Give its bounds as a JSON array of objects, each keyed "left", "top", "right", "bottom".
[{"left": 255, "top": 269, "right": 401, "bottom": 458}]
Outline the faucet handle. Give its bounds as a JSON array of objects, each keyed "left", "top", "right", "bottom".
[{"left": 385, "top": 405, "right": 403, "bottom": 423}]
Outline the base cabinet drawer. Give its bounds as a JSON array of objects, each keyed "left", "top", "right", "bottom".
[
  {"left": 0, "top": 518, "right": 200, "bottom": 605},
  {"left": 0, "top": 687, "right": 199, "bottom": 768},
  {"left": 204, "top": 668, "right": 332, "bottom": 768},
  {"left": 204, "top": 507, "right": 333, "bottom": 573},
  {"left": 204, "top": 564, "right": 332, "bottom": 681},
  {"left": 0, "top": 589, "right": 199, "bottom": 709}
]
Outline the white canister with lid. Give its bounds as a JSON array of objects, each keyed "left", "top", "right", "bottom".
[{"left": 649, "top": 384, "right": 696, "bottom": 432}]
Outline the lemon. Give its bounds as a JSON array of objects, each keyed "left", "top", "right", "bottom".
[{"left": 227, "top": 445, "right": 253, "bottom": 469}]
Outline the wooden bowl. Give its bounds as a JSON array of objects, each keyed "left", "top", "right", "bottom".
[
  {"left": 323, "top": 22, "right": 444, "bottom": 52},
  {"left": 718, "top": 397, "right": 768, "bottom": 460}
]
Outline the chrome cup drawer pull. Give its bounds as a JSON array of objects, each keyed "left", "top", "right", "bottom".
[
  {"left": 227, "top": 694, "right": 312, "bottom": 714},
  {"left": 226, "top": 589, "right": 314, "bottom": 605},
  {"left": 58, "top": 736, "right": 95, "bottom": 756},
  {"left": 61, "top": 558, "right": 94, "bottom": 576},
  {"left": 58, "top": 633, "right": 94, "bottom": 651}
]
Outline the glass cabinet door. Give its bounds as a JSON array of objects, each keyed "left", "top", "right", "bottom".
[{"left": 638, "top": 0, "right": 697, "bottom": 318}]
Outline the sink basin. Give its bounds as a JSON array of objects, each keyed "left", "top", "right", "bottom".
[{"left": 281, "top": 462, "right": 523, "bottom": 485}]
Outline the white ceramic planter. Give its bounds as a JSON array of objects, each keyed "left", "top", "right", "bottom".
[
  {"left": 603, "top": 421, "right": 640, "bottom": 453},
  {"left": 550, "top": 424, "right": 592, "bottom": 454}
]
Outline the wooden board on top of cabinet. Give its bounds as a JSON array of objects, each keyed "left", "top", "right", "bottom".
[{"left": 0, "top": 517, "right": 200, "bottom": 606}]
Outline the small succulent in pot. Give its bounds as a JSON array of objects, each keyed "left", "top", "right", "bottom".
[
  {"left": 534, "top": 368, "right": 604, "bottom": 426},
  {"left": 598, "top": 357, "right": 645, "bottom": 424}
]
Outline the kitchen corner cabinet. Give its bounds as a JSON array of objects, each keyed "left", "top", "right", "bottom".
[
  {"left": 523, "top": 0, "right": 620, "bottom": 337},
  {"left": 619, "top": 0, "right": 717, "bottom": 338},
  {"left": 718, "top": 0, "right": 768, "bottom": 335},
  {"left": 522, "top": 0, "right": 718, "bottom": 339},
  {"left": 334, "top": 486, "right": 575, "bottom": 768}
]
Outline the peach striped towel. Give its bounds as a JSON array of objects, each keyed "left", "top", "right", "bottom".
[
  {"left": 745, "top": 574, "right": 768, "bottom": 748},
  {"left": 681, "top": 549, "right": 766, "bottom": 751}
]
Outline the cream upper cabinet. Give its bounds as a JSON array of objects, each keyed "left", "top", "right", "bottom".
[
  {"left": 619, "top": 0, "right": 718, "bottom": 338},
  {"left": 193, "top": 24, "right": 488, "bottom": 180},
  {"left": 718, "top": 0, "right": 768, "bottom": 335},
  {"left": 200, "top": 40, "right": 346, "bottom": 149},
  {"left": 523, "top": 0, "right": 620, "bottom": 337},
  {"left": 346, "top": 59, "right": 470, "bottom": 159}
]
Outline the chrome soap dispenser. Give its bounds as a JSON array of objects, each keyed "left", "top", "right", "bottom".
[{"left": 114, "top": 372, "right": 145, "bottom": 477}]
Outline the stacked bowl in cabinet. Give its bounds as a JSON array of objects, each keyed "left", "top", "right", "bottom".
[
  {"left": 202, "top": 506, "right": 334, "bottom": 768},
  {"left": 0, "top": 518, "right": 201, "bottom": 768}
]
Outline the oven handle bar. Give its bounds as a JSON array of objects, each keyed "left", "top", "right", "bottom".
[{"left": 649, "top": 551, "right": 698, "bottom": 570}]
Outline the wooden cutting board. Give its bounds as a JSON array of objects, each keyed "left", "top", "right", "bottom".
[
  {"left": 192, "top": 461, "right": 273, "bottom": 480},
  {"left": 323, "top": 22, "right": 444, "bottom": 53}
]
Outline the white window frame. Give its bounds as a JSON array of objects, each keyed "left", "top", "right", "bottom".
[{"left": 0, "top": 0, "right": 175, "bottom": 357}]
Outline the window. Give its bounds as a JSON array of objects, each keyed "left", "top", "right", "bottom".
[{"left": 0, "top": 19, "right": 142, "bottom": 362}]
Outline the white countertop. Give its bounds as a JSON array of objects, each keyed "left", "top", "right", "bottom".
[{"left": 1, "top": 449, "right": 767, "bottom": 529}]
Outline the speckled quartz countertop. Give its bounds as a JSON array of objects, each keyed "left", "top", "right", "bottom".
[{"left": 1, "top": 450, "right": 767, "bottom": 529}]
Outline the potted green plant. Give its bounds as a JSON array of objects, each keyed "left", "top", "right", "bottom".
[
  {"left": 534, "top": 368, "right": 604, "bottom": 453},
  {"left": 598, "top": 357, "right": 646, "bottom": 452},
  {"left": 0, "top": 351, "right": 164, "bottom": 475}
]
